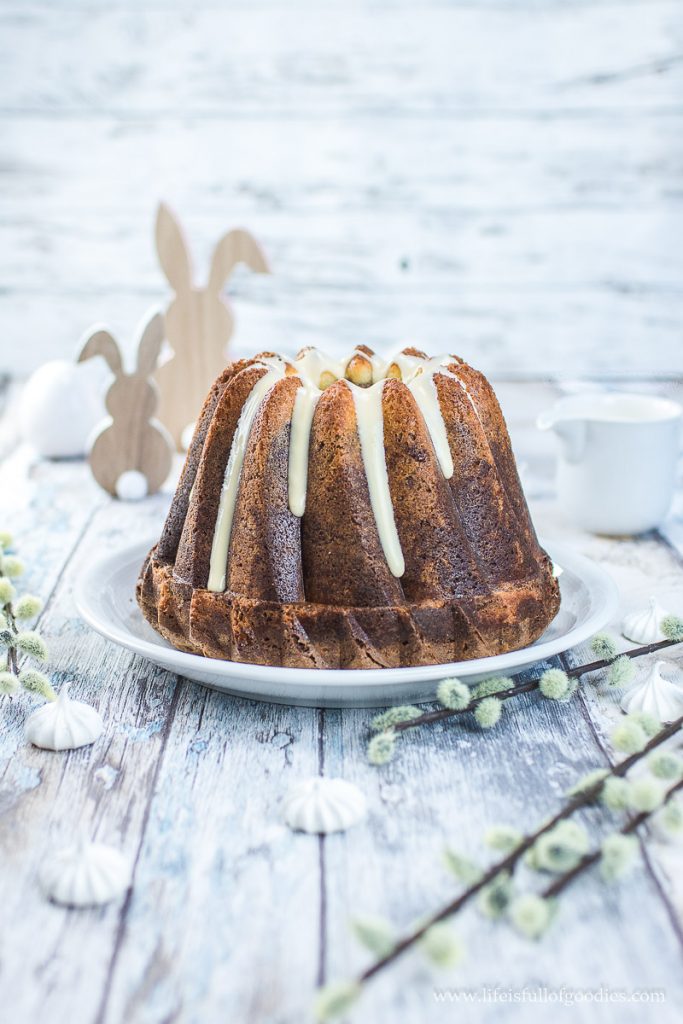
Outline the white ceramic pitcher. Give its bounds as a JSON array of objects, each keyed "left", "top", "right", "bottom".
[{"left": 537, "top": 392, "right": 681, "bottom": 535}]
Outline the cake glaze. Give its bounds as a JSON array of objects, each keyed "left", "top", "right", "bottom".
[{"left": 137, "top": 346, "right": 560, "bottom": 669}]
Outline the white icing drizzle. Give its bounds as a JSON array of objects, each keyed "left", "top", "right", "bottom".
[
  {"left": 350, "top": 381, "right": 405, "bottom": 578},
  {"left": 207, "top": 347, "right": 459, "bottom": 590},
  {"left": 365, "top": 351, "right": 389, "bottom": 383},
  {"left": 388, "top": 351, "right": 423, "bottom": 380},
  {"left": 294, "top": 348, "right": 351, "bottom": 386},
  {"left": 406, "top": 366, "right": 454, "bottom": 479},
  {"left": 207, "top": 359, "right": 286, "bottom": 591},
  {"left": 288, "top": 380, "right": 320, "bottom": 517},
  {"left": 451, "top": 371, "right": 482, "bottom": 426},
  {"left": 388, "top": 351, "right": 451, "bottom": 383}
]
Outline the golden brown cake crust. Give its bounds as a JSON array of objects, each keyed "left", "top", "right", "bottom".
[
  {"left": 137, "top": 349, "right": 561, "bottom": 670},
  {"left": 137, "top": 549, "right": 560, "bottom": 669}
]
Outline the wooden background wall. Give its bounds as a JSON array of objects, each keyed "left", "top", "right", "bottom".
[{"left": 1, "top": 0, "right": 682, "bottom": 378}]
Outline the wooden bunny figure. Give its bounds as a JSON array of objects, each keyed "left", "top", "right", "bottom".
[
  {"left": 78, "top": 311, "right": 173, "bottom": 499},
  {"left": 154, "top": 202, "right": 271, "bottom": 450}
]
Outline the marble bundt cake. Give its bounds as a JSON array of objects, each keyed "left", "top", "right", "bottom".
[{"left": 137, "top": 347, "right": 560, "bottom": 669}]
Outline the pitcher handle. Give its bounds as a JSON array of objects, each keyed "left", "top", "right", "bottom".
[{"left": 537, "top": 412, "right": 587, "bottom": 464}]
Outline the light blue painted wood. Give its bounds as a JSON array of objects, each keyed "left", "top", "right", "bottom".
[
  {"left": 1, "top": 0, "right": 683, "bottom": 1018},
  {"left": 0, "top": 386, "right": 682, "bottom": 1021}
]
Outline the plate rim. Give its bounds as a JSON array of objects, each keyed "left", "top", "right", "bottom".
[{"left": 75, "top": 535, "right": 619, "bottom": 691}]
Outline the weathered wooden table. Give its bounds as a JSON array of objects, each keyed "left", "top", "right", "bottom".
[
  {"left": 3, "top": 0, "right": 683, "bottom": 1017},
  {"left": 1, "top": 377, "right": 682, "bottom": 1024}
]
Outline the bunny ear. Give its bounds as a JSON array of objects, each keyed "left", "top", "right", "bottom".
[
  {"left": 78, "top": 327, "right": 123, "bottom": 376},
  {"left": 135, "top": 310, "right": 165, "bottom": 376},
  {"left": 156, "top": 201, "right": 193, "bottom": 293},
  {"left": 208, "top": 229, "right": 270, "bottom": 294}
]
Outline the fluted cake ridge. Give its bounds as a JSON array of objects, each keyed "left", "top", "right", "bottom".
[{"left": 137, "top": 345, "right": 560, "bottom": 669}]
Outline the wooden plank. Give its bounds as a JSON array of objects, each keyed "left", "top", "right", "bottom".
[
  {"left": 2, "top": 107, "right": 683, "bottom": 376},
  {"left": 1, "top": 400, "right": 683, "bottom": 1020},
  {"left": 0, "top": 378, "right": 22, "bottom": 460},
  {"left": 2, "top": 111, "right": 678, "bottom": 223},
  {"left": 5, "top": 200, "right": 683, "bottom": 298},
  {"left": 99, "top": 692, "right": 321, "bottom": 1024},
  {"left": 5, "top": 286, "right": 683, "bottom": 381},
  {"left": 534, "top": 505, "right": 683, "bottom": 933},
  {"left": 0, "top": 445, "right": 106, "bottom": 600},
  {"left": 322, "top": 669, "right": 683, "bottom": 1022},
  {"left": 0, "top": 477, "right": 322, "bottom": 1023},
  {"left": 4, "top": 1, "right": 665, "bottom": 11},
  {"left": 1, "top": 2, "right": 682, "bottom": 379},
  {"left": 2, "top": 115, "right": 681, "bottom": 292},
  {"left": 0, "top": 3, "right": 680, "bottom": 117}
]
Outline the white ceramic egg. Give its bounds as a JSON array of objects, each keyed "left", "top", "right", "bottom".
[{"left": 19, "top": 359, "right": 106, "bottom": 458}]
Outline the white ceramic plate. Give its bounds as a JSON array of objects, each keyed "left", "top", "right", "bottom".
[{"left": 75, "top": 538, "right": 618, "bottom": 708}]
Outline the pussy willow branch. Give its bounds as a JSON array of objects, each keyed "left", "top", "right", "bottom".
[
  {"left": 543, "top": 775, "right": 683, "bottom": 900},
  {"left": 392, "top": 638, "right": 682, "bottom": 736},
  {"left": 3, "top": 599, "right": 19, "bottom": 676},
  {"left": 358, "top": 715, "right": 683, "bottom": 984}
]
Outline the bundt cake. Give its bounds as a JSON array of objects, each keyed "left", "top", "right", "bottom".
[{"left": 137, "top": 346, "right": 560, "bottom": 669}]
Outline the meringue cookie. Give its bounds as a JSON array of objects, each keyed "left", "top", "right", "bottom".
[
  {"left": 25, "top": 682, "right": 103, "bottom": 751},
  {"left": 621, "top": 597, "right": 669, "bottom": 645},
  {"left": 621, "top": 661, "right": 683, "bottom": 723},
  {"left": 283, "top": 777, "right": 367, "bottom": 834},
  {"left": 40, "top": 834, "right": 131, "bottom": 907}
]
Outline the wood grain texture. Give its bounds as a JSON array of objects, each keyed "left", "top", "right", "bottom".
[
  {"left": 154, "top": 202, "right": 270, "bottom": 449},
  {"left": 2, "top": 1, "right": 683, "bottom": 1019},
  {"left": 2, "top": 3, "right": 681, "bottom": 117},
  {"left": 323, "top": 686, "right": 683, "bottom": 1023},
  {"left": 553, "top": 520, "right": 683, "bottom": 935},
  {"left": 1, "top": 0, "right": 682, "bottom": 376},
  {"left": 78, "top": 315, "right": 173, "bottom": 496},
  {"left": 1, "top": 377, "right": 683, "bottom": 1023}
]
